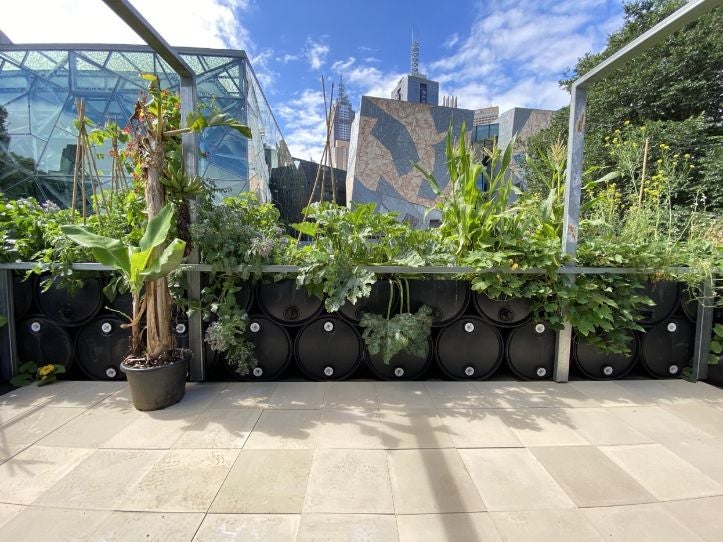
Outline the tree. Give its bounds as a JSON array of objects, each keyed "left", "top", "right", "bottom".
[{"left": 524, "top": 1, "right": 723, "bottom": 209}]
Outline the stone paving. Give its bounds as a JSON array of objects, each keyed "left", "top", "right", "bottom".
[{"left": 1, "top": 379, "right": 722, "bottom": 541}]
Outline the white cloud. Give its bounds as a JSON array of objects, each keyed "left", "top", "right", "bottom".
[
  {"left": 305, "top": 38, "right": 330, "bottom": 70},
  {"left": 331, "top": 57, "right": 356, "bottom": 73},
  {"left": 443, "top": 33, "right": 459, "bottom": 49},
  {"left": 276, "top": 89, "right": 329, "bottom": 161},
  {"left": 277, "top": 53, "right": 300, "bottom": 63}
]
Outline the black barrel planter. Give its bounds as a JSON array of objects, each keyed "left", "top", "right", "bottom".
[
  {"left": 108, "top": 292, "right": 134, "bottom": 320},
  {"left": 473, "top": 293, "right": 532, "bottom": 327},
  {"left": 436, "top": 316, "right": 504, "bottom": 380},
  {"left": 679, "top": 285, "right": 698, "bottom": 322},
  {"left": 17, "top": 316, "right": 74, "bottom": 369},
  {"left": 230, "top": 316, "right": 292, "bottom": 381},
  {"left": 172, "top": 317, "right": 219, "bottom": 373},
  {"left": 640, "top": 317, "right": 693, "bottom": 378},
  {"left": 258, "top": 279, "right": 323, "bottom": 326},
  {"left": 295, "top": 316, "right": 362, "bottom": 380},
  {"left": 12, "top": 273, "right": 34, "bottom": 320},
  {"left": 407, "top": 279, "right": 469, "bottom": 327},
  {"left": 367, "top": 337, "right": 433, "bottom": 380},
  {"left": 573, "top": 332, "right": 639, "bottom": 380},
  {"left": 636, "top": 280, "right": 679, "bottom": 325},
  {"left": 339, "top": 280, "right": 395, "bottom": 324},
  {"left": 35, "top": 276, "right": 103, "bottom": 326},
  {"left": 506, "top": 320, "right": 556, "bottom": 380},
  {"left": 75, "top": 317, "right": 129, "bottom": 380}
]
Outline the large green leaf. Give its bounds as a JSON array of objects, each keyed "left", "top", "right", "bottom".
[
  {"left": 141, "top": 239, "right": 186, "bottom": 282},
  {"left": 291, "top": 222, "right": 318, "bottom": 237},
  {"left": 61, "top": 225, "right": 131, "bottom": 273},
  {"left": 139, "top": 204, "right": 174, "bottom": 251}
]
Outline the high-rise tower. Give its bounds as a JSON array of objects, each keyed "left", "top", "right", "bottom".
[
  {"left": 391, "top": 35, "right": 439, "bottom": 105},
  {"left": 330, "top": 75, "right": 355, "bottom": 170}
]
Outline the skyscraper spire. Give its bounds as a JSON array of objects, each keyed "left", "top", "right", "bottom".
[
  {"left": 338, "top": 74, "right": 348, "bottom": 104},
  {"left": 410, "top": 28, "right": 420, "bottom": 76}
]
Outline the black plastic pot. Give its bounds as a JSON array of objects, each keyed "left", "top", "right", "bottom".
[
  {"left": 407, "top": 279, "right": 469, "bottom": 327},
  {"left": 640, "top": 317, "right": 692, "bottom": 378},
  {"left": 258, "top": 279, "right": 323, "bottom": 325},
  {"left": 120, "top": 350, "right": 190, "bottom": 411},
  {"left": 12, "top": 273, "right": 34, "bottom": 320},
  {"left": 295, "top": 316, "right": 362, "bottom": 380},
  {"left": 75, "top": 317, "right": 129, "bottom": 381},
  {"left": 339, "top": 280, "right": 396, "bottom": 323},
  {"left": 473, "top": 293, "right": 532, "bottom": 327},
  {"left": 366, "top": 337, "right": 432, "bottom": 380},
  {"left": 506, "top": 320, "right": 556, "bottom": 380},
  {"left": 436, "top": 316, "right": 504, "bottom": 380},
  {"left": 231, "top": 316, "right": 292, "bottom": 381},
  {"left": 636, "top": 280, "right": 679, "bottom": 325},
  {"left": 17, "top": 316, "right": 74, "bottom": 368},
  {"left": 573, "top": 331, "right": 638, "bottom": 380},
  {"left": 35, "top": 276, "right": 103, "bottom": 326}
]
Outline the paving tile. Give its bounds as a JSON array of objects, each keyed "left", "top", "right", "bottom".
[
  {"left": 0, "top": 446, "right": 94, "bottom": 505},
  {"left": 91, "top": 511, "right": 204, "bottom": 542},
  {"left": 43, "top": 381, "right": 126, "bottom": 408},
  {"left": 210, "top": 449, "right": 312, "bottom": 513},
  {"left": 502, "top": 408, "right": 590, "bottom": 446},
  {"left": 303, "top": 449, "right": 393, "bottom": 513},
  {"left": 376, "top": 382, "right": 435, "bottom": 409},
  {"left": 37, "top": 401, "right": 142, "bottom": 448},
  {"left": 600, "top": 444, "right": 723, "bottom": 500},
  {"left": 316, "top": 408, "right": 385, "bottom": 449},
  {"left": 510, "top": 382, "right": 602, "bottom": 408},
  {"left": 460, "top": 448, "right": 574, "bottom": 511},
  {"left": 563, "top": 407, "right": 654, "bottom": 445},
  {"left": 425, "top": 381, "right": 490, "bottom": 409},
  {"left": 324, "top": 382, "right": 378, "bottom": 408},
  {"left": 661, "top": 438, "right": 723, "bottom": 484},
  {"left": 296, "top": 513, "right": 398, "bottom": 542},
  {"left": 172, "top": 408, "right": 261, "bottom": 448},
  {"left": 33, "top": 449, "right": 164, "bottom": 509},
  {"left": 387, "top": 449, "right": 485, "bottom": 514},
  {"left": 243, "top": 409, "right": 320, "bottom": 449},
  {"left": 568, "top": 381, "right": 652, "bottom": 407},
  {"left": 491, "top": 509, "right": 602, "bottom": 542},
  {"left": 661, "top": 496, "right": 723, "bottom": 542},
  {"left": 0, "top": 503, "right": 25, "bottom": 529},
  {"left": 0, "top": 403, "right": 36, "bottom": 424},
  {"left": 437, "top": 409, "right": 523, "bottom": 448},
  {"left": 101, "top": 408, "right": 200, "bottom": 449},
  {"left": 658, "top": 379, "right": 723, "bottom": 403},
  {"left": 0, "top": 443, "right": 28, "bottom": 465},
  {"left": 615, "top": 379, "right": 702, "bottom": 405},
  {"left": 474, "top": 382, "right": 546, "bottom": 408},
  {"left": 266, "top": 382, "right": 325, "bottom": 409},
  {"left": 0, "top": 406, "right": 85, "bottom": 446},
  {"left": 397, "top": 513, "right": 501, "bottom": 542},
  {"left": 170, "top": 382, "right": 228, "bottom": 412},
  {"left": 608, "top": 405, "right": 717, "bottom": 442},
  {"left": 660, "top": 401, "right": 723, "bottom": 438},
  {"left": 194, "top": 514, "right": 300, "bottom": 542},
  {"left": 0, "top": 380, "right": 82, "bottom": 406},
  {"left": 0, "top": 506, "right": 111, "bottom": 542},
  {"left": 584, "top": 503, "right": 704, "bottom": 542},
  {"left": 530, "top": 446, "right": 656, "bottom": 507},
  {"left": 116, "top": 449, "right": 239, "bottom": 512},
  {"left": 378, "top": 409, "right": 454, "bottom": 449},
  {"left": 207, "top": 382, "right": 277, "bottom": 408}
]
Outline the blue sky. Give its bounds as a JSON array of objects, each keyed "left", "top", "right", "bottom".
[{"left": 4, "top": 0, "right": 625, "bottom": 159}]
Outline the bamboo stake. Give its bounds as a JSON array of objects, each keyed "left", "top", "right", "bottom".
[{"left": 639, "top": 137, "right": 649, "bottom": 205}]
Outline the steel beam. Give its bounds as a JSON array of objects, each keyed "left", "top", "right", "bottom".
[
  {"left": 0, "top": 270, "right": 17, "bottom": 380},
  {"left": 691, "top": 278, "right": 715, "bottom": 380}
]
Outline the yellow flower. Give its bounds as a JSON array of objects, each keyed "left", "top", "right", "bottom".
[
  {"left": 684, "top": 154, "right": 691, "bottom": 159},
  {"left": 38, "top": 364, "right": 55, "bottom": 377},
  {"left": 673, "top": 154, "right": 679, "bottom": 159},
  {"left": 624, "top": 120, "right": 630, "bottom": 126},
  {"left": 614, "top": 129, "right": 621, "bottom": 134}
]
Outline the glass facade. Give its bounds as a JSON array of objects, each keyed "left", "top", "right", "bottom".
[
  {"left": 472, "top": 123, "right": 499, "bottom": 143},
  {"left": 0, "top": 45, "right": 292, "bottom": 206}
]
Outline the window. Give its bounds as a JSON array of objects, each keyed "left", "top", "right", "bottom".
[
  {"left": 396, "top": 88, "right": 401, "bottom": 101},
  {"left": 419, "top": 83, "right": 427, "bottom": 103}
]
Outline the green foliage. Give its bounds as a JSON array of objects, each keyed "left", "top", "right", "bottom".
[
  {"left": 9, "top": 361, "right": 66, "bottom": 388},
  {"left": 710, "top": 323, "right": 723, "bottom": 365},
  {"left": 290, "top": 202, "right": 444, "bottom": 312}
]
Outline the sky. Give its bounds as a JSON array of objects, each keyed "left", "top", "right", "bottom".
[{"left": 2, "top": 0, "right": 625, "bottom": 161}]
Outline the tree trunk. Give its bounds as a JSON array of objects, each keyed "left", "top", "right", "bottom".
[
  {"left": 144, "top": 136, "right": 172, "bottom": 358},
  {"left": 130, "top": 290, "right": 142, "bottom": 357}
]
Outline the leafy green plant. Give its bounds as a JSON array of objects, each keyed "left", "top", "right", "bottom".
[
  {"left": 710, "top": 323, "right": 723, "bottom": 365},
  {"left": 10, "top": 362, "right": 66, "bottom": 387},
  {"left": 359, "top": 279, "right": 433, "bottom": 364}
]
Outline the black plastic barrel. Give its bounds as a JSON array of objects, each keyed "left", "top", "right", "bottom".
[
  {"left": 366, "top": 337, "right": 432, "bottom": 380},
  {"left": 436, "top": 316, "right": 504, "bottom": 380},
  {"left": 173, "top": 317, "right": 219, "bottom": 372},
  {"left": 75, "top": 317, "right": 129, "bottom": 380},
  {"left": 506, "top": 320, "right": 556, "bottom": 380},
  {"left": 258, "top": 279, "right": 323, "bottom": 326},
  {"left": 229, "top": 316, "right": 291, "bottom": 381},
  {"left": 636, "top": 280, "right": 679, "bottom": 325},
  {"left": 17, "top": 316, "right": 74, "bottom": 368},
  {"left": 12, "top": 273, "right": 34, "bottom": 319},
  {"left": 108, "top": 292, "right": 134, "bottom": 320},
  {"left": 339, "top": 280, "right": 395, "bottom": 323},
  {"left": 473, "top": 293, "right": 532, "bottom": 327},
  {"left": 573, "top": 332, "right": 638, "bottom": 380},
  {"left": 407, "top": 279, "right": 469, "bottom": 327},
  {"left": 679, "top": 285, "right": 698, "bottom": 322},
  {"left": 640, "top": 317, "right": 693, "bottom": 378},
  {"left": 35, "top": 276, "right": 103, "bottom": 326},
  {"left": 295, "top": 316, "right": 362, "bottom": 380}
]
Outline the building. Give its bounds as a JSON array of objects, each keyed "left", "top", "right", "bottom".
[
  {"left": 346, "top": 96, "right": 553, "bottom": 225},
  {"left": 0, "top": 44, "right": 293, "bottom": 206},
  {"left": 390, "top": 39, "right": 439, "bottom": 106},
  {"left": 330, "top": 76, "right": 355, "bottom": 170}
]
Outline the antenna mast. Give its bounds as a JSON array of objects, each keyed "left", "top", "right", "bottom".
[{"left": 410, "top": 27, "right": 420, "bottom": 76}]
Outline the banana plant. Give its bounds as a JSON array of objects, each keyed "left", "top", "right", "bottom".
[{"left": 61, "top": 204, "right": 185, "bottom": 357}]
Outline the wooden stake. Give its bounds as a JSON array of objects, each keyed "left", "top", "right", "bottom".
[{"left": 639, "top": 136, "right": 649, "bottom": 205}]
